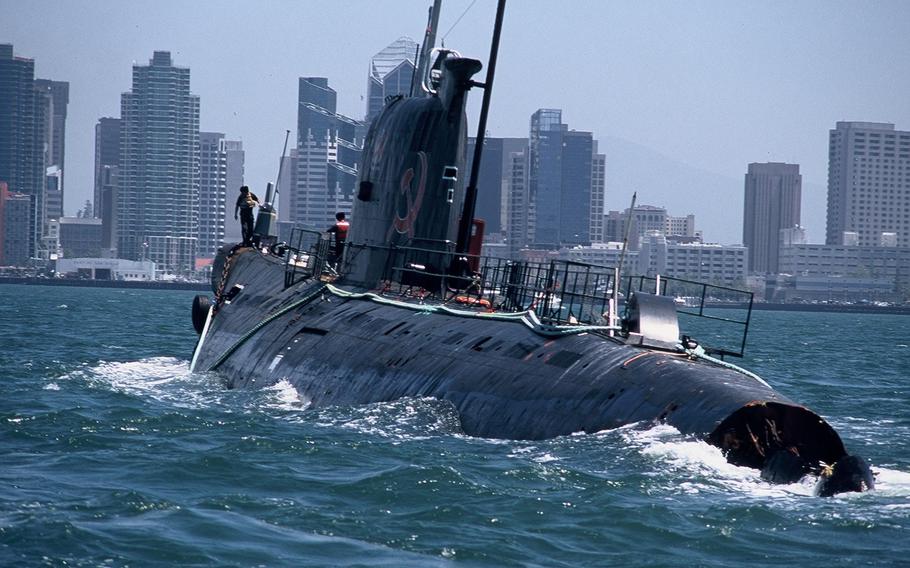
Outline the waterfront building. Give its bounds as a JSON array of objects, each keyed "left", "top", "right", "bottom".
[
  {"left": 276, "top": 148, "right": 298, "bottom": 227},
  {"left": 506, "top": 149, "right": 530, "bottom": 257},
  {"left": 291, "top": 77, "right": 363, "bottom": 230},
  {"left": 742, "top": 162, "right": 801, "bottom": 274},
  {"left": 591, "top": 153, "right": 606, "bottom": 243},
  {"left": 666, "top": 214, "right": 698, "bottom": 240},
  {"left": 466, "top": 137, "right": 528, "bottom": 237},
  {"left": 94, "top": 117, "right": 120, "bottom": 253},
  {"left": 826, "top": 121, "right": 910, "bottom": 247},
  {"left": 365, "top": 37, "right": 418, "bottom": 123},
  {"left": 58, "top": 217, "right": 102, "bottom": 258},
  {"left": 44, "top": 166, "right": 62, "bottom": 225},
  {"left": 638, "top": 232, "right": 747, "bottom": 286},
  {"left": 35, "top": 79, "right": 68, "bottom": 221},
  {"left": 604, "top": 205, "right": 670, "bottom": 250},
  {"left": 0, "top": 44, "right": 46, "bottom": 259},
  {"left": 0, "top": 182, "right": 31, "bottom": 266},
  {"left": 199, "top": 132, "right": 244, "bottom": 257},
  {"left": 526, "top": 109, "right": 605, "bottom": 248},
  {"left": 779, "top": 242, "right": 910, "bottom": 297},
  {"left": 559, "top": 241, "right": 634, "bottom": 269},
  {"left": 55, "top": 257, "right": 156, "bottom": 281},
  {"left": 117, "top": 51, "right": 200, "bottom": 273}
]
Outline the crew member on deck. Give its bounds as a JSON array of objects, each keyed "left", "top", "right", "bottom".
[
  {"left": 326, "top": 211, "right": 349, "bottom": 267},
  {"left": 234, "top": 185, "right": 260, "bottom": 246}
]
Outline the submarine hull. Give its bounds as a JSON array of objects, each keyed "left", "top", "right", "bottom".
[{"left": 194, "top": 248, "right": 848, "bottom": 474}]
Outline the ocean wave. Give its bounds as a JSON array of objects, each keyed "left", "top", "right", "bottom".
[{"left": 65, "top": 357, "right": 224, "bottom": 410}]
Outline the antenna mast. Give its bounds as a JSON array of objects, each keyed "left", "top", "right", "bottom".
[
  {"left": 455, "top": 0, "right": 507, "bottom": 254},
  {"left": 414, "top": 0, "right": 442, "bottom": 94}
]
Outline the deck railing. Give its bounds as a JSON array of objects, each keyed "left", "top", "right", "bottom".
[{"left": 281, "top": 230, "right": 753, "bottom": 356}]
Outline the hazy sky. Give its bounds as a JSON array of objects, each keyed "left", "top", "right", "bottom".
[{"left": 3, "top": 0, "right": 909, "bottom": 244}]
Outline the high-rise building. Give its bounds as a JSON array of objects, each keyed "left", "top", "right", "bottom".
[
  {"left": 591, "top": 153, "right": 605, "bottom": 243},
  {"left": 526, "top": 109, "right": 604, "bottom": 248},
  {"left": 0, "top": 44, "right": 45, "bottom": 259},
  {"left": 466, "top": 137, "right": 528, "bottom": 236},
  {"left": 826, "top": 121, "right": 910, "bottom": 247},
  {"left": 276, "top": 148, "right": 298, "bottom": 226},
  {"left": 507, "top": 149, "right": 529, "bottom": 257},
  {"left": 117, "top": 51, "right": 200, "bottom": 272},
  {"left": 198, "top": 133, "right": 243, "bottom": 257},
  {"left": 604, "top": 205, "right": 669, "bottom": 250},
  {"left": 742, "top": 162, "right": 801, "bottom": 274},
  {"left": 291, "top": 77, "right": 362, "bottom": 230},
  {"left": 1, "top": 182, "right": 32, "bottom": 266},
  {"left": 35, "top": 79, "right": 68, "bottom": 221},
  {"left": 365, "top": 37, "right": 418, "bottom": 123},
  {"left": 94, "top": 117, "right": 120, "bottom": 253}
]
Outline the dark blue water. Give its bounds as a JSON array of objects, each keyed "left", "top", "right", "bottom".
[{"left": 2, "top": 284, "right": 909, "bottom": 567}]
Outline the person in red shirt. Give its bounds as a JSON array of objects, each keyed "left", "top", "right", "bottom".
[{"left": 326, "top": 212, "right": 349, "bottom": 267}]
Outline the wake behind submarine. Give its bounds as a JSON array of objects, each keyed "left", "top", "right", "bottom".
[{"left": 189, "top": 0, "right": 872, "bottom": 497}]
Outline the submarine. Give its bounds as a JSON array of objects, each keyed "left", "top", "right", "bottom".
[{"left": 189, "top": 0, "right": 872, "bottom": 497}]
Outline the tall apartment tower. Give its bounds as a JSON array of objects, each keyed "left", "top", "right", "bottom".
[
  {"left": 742, "top": 162, "right": 801, "bottom": 274},
  {"left": 291, "top": 77, "right": 362, "bottom": 230},
  {"left": 0, "top": 44, "right": 46, "bottom": 260},
  {"left": 35, "top": 79, "right": 68, "bottom": 221},
  {"left": 507, "top": 149, "right": 530, "bottom": 257},
  {"left": 94, "top": 117, "right": 120, "bottom": 252},
  {"left": 466, "top": 137, "right": 528, "bottom": 236},
  {"left": 527, "top": 109, "right": 604, "bottom": 248},
  {"left": 198, "top": 133, "right": 245, "bottom": 257},
  {"left": 365, "top": 37, "right": 418, "bottom": 123},
  {"left": 117, "top": 51, "right": 200, "bottom": 272},
  {"left": 826, "top": 122, "right": 910, "bottom": 247}
]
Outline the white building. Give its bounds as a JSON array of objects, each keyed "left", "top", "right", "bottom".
[
  {"left": 56, "top": 257, "right": 156, "bottom": 281},
  {"left": 826, "top": 121, "right": 910, "bottom": 247}
]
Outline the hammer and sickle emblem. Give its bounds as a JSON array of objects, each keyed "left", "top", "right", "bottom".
[{"left": 389, "top": 151, "right": 428, "bottom": 241}]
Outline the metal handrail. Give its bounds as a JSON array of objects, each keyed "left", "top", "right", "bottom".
[{"left": 277, "top": 236, "right": 754, "bottom": 357}]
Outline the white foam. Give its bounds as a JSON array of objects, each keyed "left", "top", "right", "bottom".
[
  {"left": 263, "top": 379, "right": 310, "bottom": 410},
  {"left": 871, "top": 467, "right": 910, "bottom": 496},
  {"left": 74, "top": 357, "right": 221, "bottom": 409},
  {"left": 43, "top": 382, "right": 60, "bottom": 391},
  {"left": 621, "top": 423, "right": 816, "bottom": 498}
]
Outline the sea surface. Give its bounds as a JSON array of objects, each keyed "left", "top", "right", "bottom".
[{"left": 2, "top": 283, "right": 909, "bottom": 567}]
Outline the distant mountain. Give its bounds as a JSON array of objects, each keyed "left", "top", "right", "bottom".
[{"left": 601, "top": 136, "right": 827, "bottom": 245}]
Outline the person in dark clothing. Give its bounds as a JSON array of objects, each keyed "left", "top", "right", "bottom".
[
  {"left": 326, "top": 212, "right": 349, "bottom": 267},
  {"left": 234, "top": 186, "right": 260, "bottom": 246}
]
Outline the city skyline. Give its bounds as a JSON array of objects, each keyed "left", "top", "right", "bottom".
[{"left": 4, "top": 1, "right": 909, "bottom": 244}]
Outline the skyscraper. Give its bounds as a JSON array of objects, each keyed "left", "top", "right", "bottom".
[
  {"left": 94, "top": 117, "right": 120, "bottom": 252},
  {"left": 507, "top": 149, "right": 529, "bottom": 257},
  {"left": 826, "top": 122, "right": 910, "bottom": 247},
  {"left": 526, "top": 109, "right": 605, "bottom": 248},
  {"left": 365, "top": 37, "right": 418, "bottom": 123},
  {"left": 117, "top": 51, "right": 200, "bottom": 272},
  {"left": 35, "top": 79, "right": 68, "bottom": 221},
  {"left": 466, "top": 137, "right": 528, "bottom": 236},
  {"left": 0, "top": 182, "right": 32, "bottom": 266},
  {"left": 0, "top": 44, "right": 45, "bottom": 260},
  {"left": 742, "top": 162, "right": 801, "bottom": 274},
  {"left": 291, "top": 77, "right": 362, "bottom": 230},
  {"left": 198, "top": 132, "right": 243, "bottom": 257}
]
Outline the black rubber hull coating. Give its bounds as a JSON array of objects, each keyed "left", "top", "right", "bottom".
[{"left": 194, "top": 250, "right": 848, "bottom": 471}]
